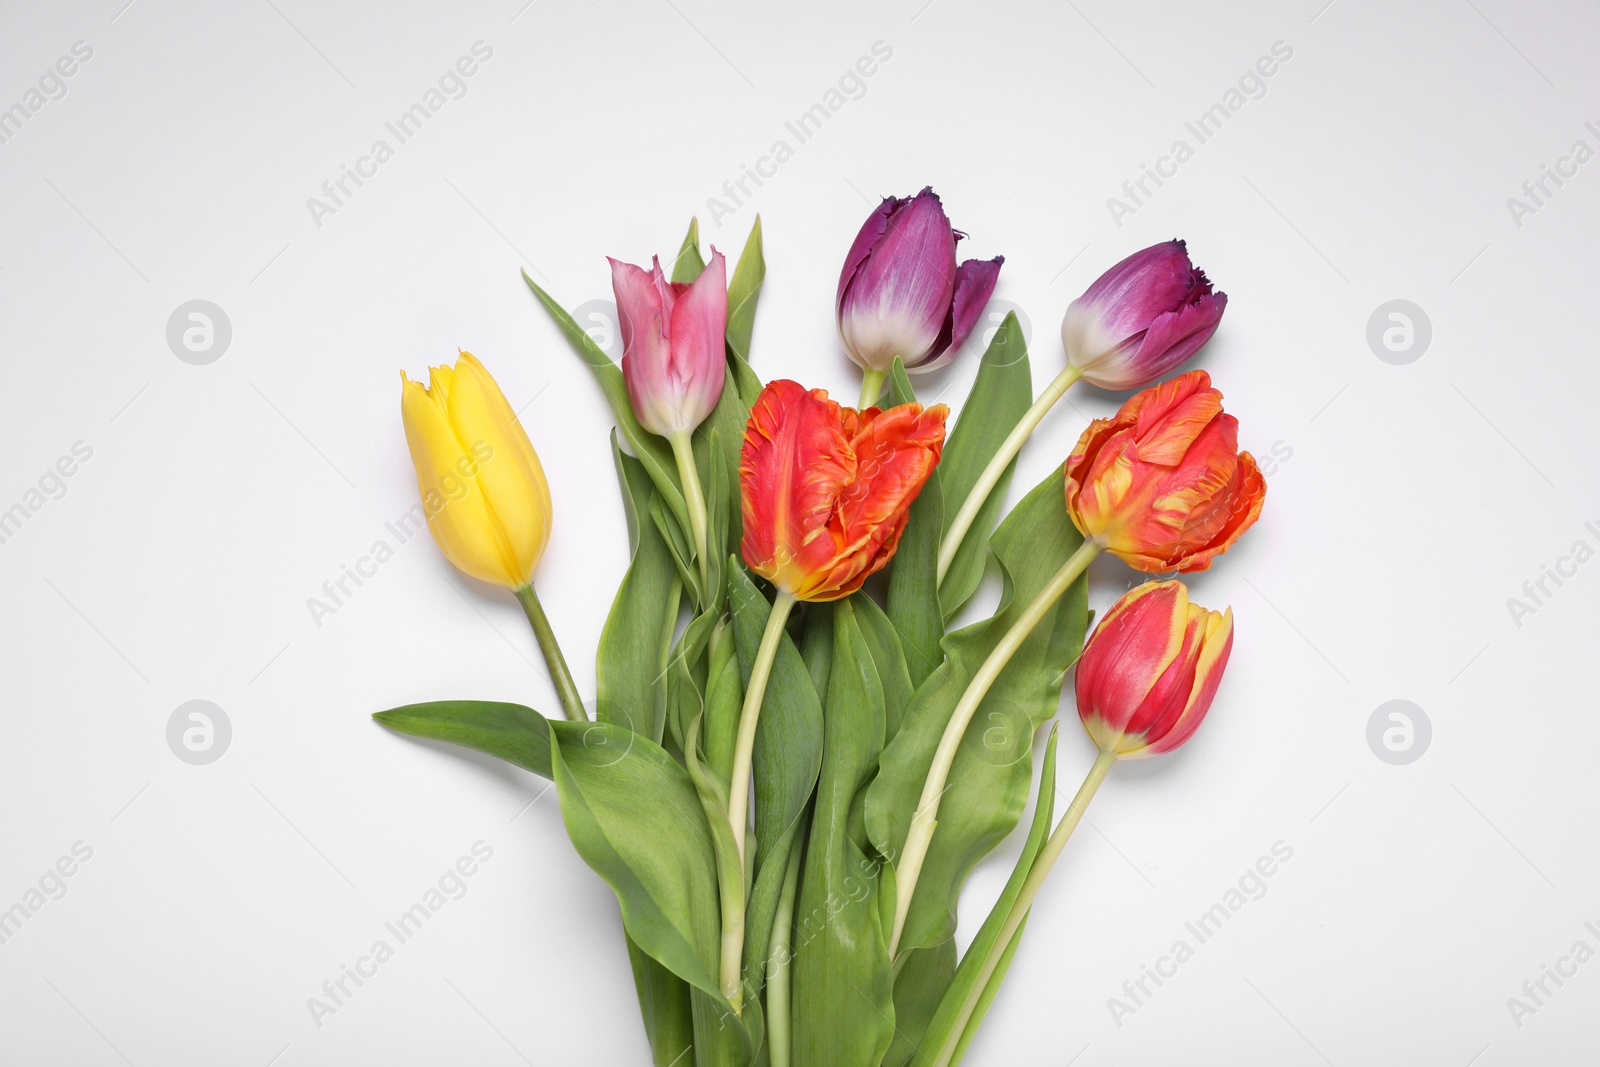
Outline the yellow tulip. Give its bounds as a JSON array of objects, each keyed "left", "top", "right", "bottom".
[{"left": 400, "top": 351, "right": 551, "bottom": 591}]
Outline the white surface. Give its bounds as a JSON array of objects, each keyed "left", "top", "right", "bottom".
[{"left": 2, "top": 0, "right": 1596, "bottom": 1064}]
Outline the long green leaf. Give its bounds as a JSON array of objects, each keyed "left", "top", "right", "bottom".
[
  {"left": 672, "top": 217, "right": 706, "bottom": 283},
  {"left": 372, "top": 700, "right": 552, "bottom": 778},
  {"left": 883, "top": 941, "right": 957, "bottom": 1067},
  {"left": 626, "top": 935, "right": 696, "bottom": 1067},
  {"left": 937, "top": 312, "right": 1034, "bottom": 622},
  {"left": 918, "top": 725, "right": 1062, "bottom": 1065},
  {"left": 549, "top": 719, "right": 736, "bottom": 1015},
  {"left": 884, "top": 360, "right": 945, "bottom": 690},
  {"left": 791, "top": 600, "right": 895, "bottom": 1065},
  {"left": 725, "top": 216, "right": 765, "bottom": 365},
  {"left": 865, "top": 465, "right": 1089, "bottom": 954},
  {"left": 696, "top": 376, "right": 751, "bottom": 571},
  {"left": 728, "top": 567, "right": 823, "bottom": 1000},
  {"left": 853, "top": 593, "right": 913, "bottom": 743},
  {"left": 599, "top": 435, "right": 681, "bottom": 740},
  {"left": 522, "top": 272, "right": 689, "bottom": 534}
]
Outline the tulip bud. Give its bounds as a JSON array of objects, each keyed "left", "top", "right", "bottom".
[
  {"left": 1065, "top": 370, "right": 1264, "bottom": 572},
  {"left": 610, "top": 248, "right": 728, "bottom": 438},
  {"left": 1061, "top": 240, "right": 1226, "bottom": 390},
  {"left": 400, "top": 352, "right": 552, "bottom": 590},
  {"left": 1076, "top": 580, "right": 1233, "bottom": 759},
  {"left": 836, "top": 187, "right": 1003, "bottom": 374}
]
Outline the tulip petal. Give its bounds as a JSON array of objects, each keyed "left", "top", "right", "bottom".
[
  {"left": 837, "top": 188, "right": 957, "bottom": 370},
  {"left": 1145, "top": 607, "right": 1232, "bottom": 756},
  {"left": 915, "top": 255, "right": 1004, "bottom": 373},
  {"left": 740, "top": 381, "right": 854, "bottom": 595},
  {"left": 739, "top": 381, "right": 946, "bottom": 602},
  {"left": 1133, "top": 291, "right": 1226, "bottom": 378},
  {"left": 445, "top": 354, "right": 551, "bottom": 584},
  {"left": 837, "top": 195, "right": 905, "bottom": 310},
  {"left": 661, "top": 248, "right": 728, "bottom": 429},
  {"left": 1074, "top": 581, "right": 1187, "bottom": 743},
  {"left": 401, "top": 372, "right": 522, "bottom": 588},
  {"left": 1170, "top": 450, "right": 1266, "bottom": 573},
  {"left": 1130, "top": 370, "right": 1221, "bottom": 465}
]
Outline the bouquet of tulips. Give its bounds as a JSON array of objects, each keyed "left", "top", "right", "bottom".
[{"left": 374, "top": 187, "right": 1264, "bottom": 1066}]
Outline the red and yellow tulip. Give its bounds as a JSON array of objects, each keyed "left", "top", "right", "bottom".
[
  {"left": 1065, "top": 369, "right": 1264, "bottom": 572},
  {"left": 739, "top": 378, "right": 947, "bottom": 602},
  {"left": 1075, "top": 580, "right": 1233, "bottom": 759}
]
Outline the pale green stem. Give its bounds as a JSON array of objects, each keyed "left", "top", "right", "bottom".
[
  {"left": 887, "top": 540, "right": 1101, "bottom": 957},
  {"left": 766, "top": 833, "right": 805, "bottom": 1067},
  {"left": 927, "top": 750, "right": 1116, "bottom": 1067},
  {"left": 513, "top": 584, "right": 588, "bottom": 722},
  {"left": 718, "top": 874, "right": 746, "bottom": 1011},
  {"left": 668, "top": 430, "right": 710, "bottom": 598},
  {"left": 859, "top": 366, "right": 888, "bottom": 409},
  {"left": 937, "top": 364, "right": 1084, "bottom": 586},
  {"left": 727, "top": 591, "right": 796, "bottom": 871}
]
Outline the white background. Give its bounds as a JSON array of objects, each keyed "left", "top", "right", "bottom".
[{"left": 2, "top": 0, "right": 1597, "bottom": 1064}]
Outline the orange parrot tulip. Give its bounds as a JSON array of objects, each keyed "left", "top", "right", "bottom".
[
  {"left": 1065, "top": 369, "right": 1264, "bottom": 572},
  {"left": 739, "top": 379, "right": 947, "bottom": 602}
]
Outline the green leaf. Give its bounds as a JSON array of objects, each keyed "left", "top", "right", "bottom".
[
  {"left": 728, "top": 566, "right": 823, "bottom": 1001},
  {"left": 791, "top": 600, "right": 895, "bottom": 1065},
  {"left": 885, "top": 360, "right": 945, "bottom": 690},
  {"left": 666, "top": 607, "right": 720, "bottom": 756},
  {"left": 651, "top": 491, "right": 703, "bottom": 608},
  {"left": 882, "top": 941, "right": 957, "bottom": 1067},
  {"left": 865, "top": 465, "right": 1089, "bottom": 954},
  {"left": 372, "top": 700, "right": 552, "bottom": 779},
  {"left": 853, "top": 593, "right": 914, "bottom": 743},
  {"left": 937, "top": 312, "right": 1034, "bottom": 622},
  {"left": 626, "top": 935, "right": 696, "bottom": 1067},
  {"left": 703, "top": 619, "right": 742, "bottom": 783},
  {"left": 522, "top": 272, "right": 689, "bottom": 534},
  {"left": 672, "top": 217, "right": 706, "bottom": 283},
  {"left": 798, "top": 603, "right": 835, "bottom": 716},
  {"left": 695, "top": 379, "right": 751, "bottom": 574},
  {"left": 549, "top": 719, "right": 738, "bottom": 1016},
  {"left": 918, "top": 725, "right": 1061, "bottom": 1066},
  {"left": 599, "top": 435, "right": 682, "bottom": 740},
  {"left": 725, "top": 216, "right": 764, "bottom": 365}
]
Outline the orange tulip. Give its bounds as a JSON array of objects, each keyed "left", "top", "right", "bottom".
[
  {"left": 1065, "top": 369, "right": 1264, "bottom": 572},
  {"left": 739, "top": 379, "right": 947, "bottom": 602}
]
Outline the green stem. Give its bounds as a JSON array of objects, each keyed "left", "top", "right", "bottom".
[
  {"left": 726, "top": 591, "right": 795, "bottom": 869},
  {"left": 514, "top": 583, "right": 588, "bottom": 722},
  {"left": 928, "top": 750, "right": 1116, "bottom": 1067},
  {"left": 858, "top": 366, "right": 887, "bottom": 409},
  {"left": 887, "top": 539, "right": 1100, "bottom": 957},
  {"left": 937, "top": 364, "right": 1084, "bottom": 586},
  {"left": 766, "top": 832, "right": 805, "bottom": 1067},
  {"left": 669, "top": 430, "right": 710, "bottom": 599}
]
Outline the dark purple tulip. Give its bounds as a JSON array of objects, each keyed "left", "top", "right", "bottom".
[
  {"left": 836, "top": 187, "right": 1003, "bottom": 375},
  {"left": 1061, "top": 240, "right": 1227, "bottom": 390}
]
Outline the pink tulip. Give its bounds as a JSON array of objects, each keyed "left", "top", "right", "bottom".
[
  {"left": 1061, "top": 240, "right": 1226, "bottom": 390},
  {"left": 836, "top": 187, "right": 1003, "bottom": 375},
  {"left": 609, "top": 249, "right": 728, "bottom": 437}
]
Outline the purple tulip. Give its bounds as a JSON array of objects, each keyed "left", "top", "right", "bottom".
[
  {"left": 836, "top": 187, "right": 1003, "bottom": 375},
  {"left": 1061, "top": 240, "right": 1227, "bottom": 390},
  {"left": 609, "top": 248, "right": 728, "bottom": 438}
]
